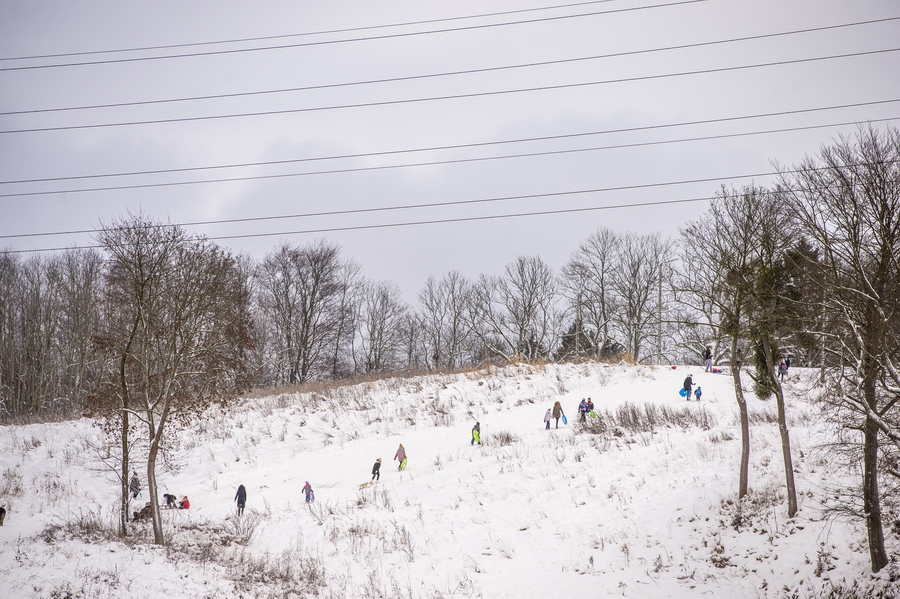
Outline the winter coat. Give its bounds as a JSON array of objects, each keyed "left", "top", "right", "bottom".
[
  {"left": 179, "top": 496, "right": 190, "bottom": 509},
  {"left": 552, "top": 403, "right": 564, "bottom": 419},
  {"left": 372, "top": 461, "right": 381, "bottom": 476},
  {"left": 129, "top": 475, "right": 140, "bottom": 497},
  {"left": 394, "top": 445, "right": 407, "bottom": 462},
  {"left": 235, "top": 485, "right": 247, "bottom": 505},
  {"left": 703, "top": 347, "right": 712, "bottom": 360},
  {"left": 683, "top": 376, "right": 693, "bottom": 391},
  {"left": 578, "top": 400, "right": 588, "bottom": 413},
  {"left": 302, "top": 483, "right": 313, "bottom": 497},
  {"left": 543, "top": 410, "right": 552, "bottom": 423},
  {"left": 586, "top": 400, "right": 594, "bottom": 412}
]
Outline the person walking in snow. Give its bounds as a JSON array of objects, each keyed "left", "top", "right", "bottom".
[
  {"left": 552, "top": 401, "right": 565, "bottom": 428},
  {"left": 235, "top": 484, "right": 247, "bottom": 516},
  {"left": 372, "top": 458, "right": 382, "bottom": 481},
  {"left": 683, "top": 374, "right": 694, "bottom": 400},
  {"left": 704, "top": 346, "right": 713, "bottom": 372},
  {"left": 302, "top": 481, "right": 314, "bottom": 503},
  {"left": 471, "top": 422, "right": 481, "bottom": 445},
  {"left": 586, "top": 397, "right": 594, "bottom": 414},
  {"left": 130, "top": 473, "right": 140, "bottom": 499},
  {"left": 578, "top": 399, "right": 589, "bottom": 422},
  {"left": 778, "top": 357, "right": 788, "bottom": 381},
  {"left": 394, "top": 444, "right": 408, "bottom": 470},
  {"left": 544, "top": 409, "right": 552, "bottom": 429},
  {"left": 694, "top": 387, "right": 702, "bottom": 401}
]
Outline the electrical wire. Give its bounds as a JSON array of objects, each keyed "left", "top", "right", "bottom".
[
  {"left": 4, "top": 16, "right": 896, "bottom": 117},
  {"left": 2, "top": 98, "right": 896, "bottom": 187},
  {"left": 0, "top": 0, "right": 626, "bottom": 62},
  {"left": 0, "top": 1, "right": 704, "bottom": 72},
  {"left": 1, "top": 113, "right": 895, "bottom": 199},
  {"left": 4, "top": 159, "right": 882, "bottom": 248},
  {"left": 3, "top": 46, "right": 897, "bottom": 135}
]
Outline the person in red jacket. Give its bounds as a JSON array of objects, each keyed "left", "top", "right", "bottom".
[{"left": 178, "top": 495, "right": 190, "bottom": 509}]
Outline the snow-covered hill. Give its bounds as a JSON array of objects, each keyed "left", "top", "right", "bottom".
[{"left": 0, "top": 363, "right": 895, "bottom": 598}]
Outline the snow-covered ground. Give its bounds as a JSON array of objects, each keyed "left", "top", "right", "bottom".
[{"left": 0, "top": 363, "right": 896, "bottom": 598}]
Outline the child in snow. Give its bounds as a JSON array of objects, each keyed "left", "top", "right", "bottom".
[
  {"left": 544, "top": 409, "right": 552, "bottom": 429},
  {"left": 394, "top": 444, "right": 408, "bottom": 470},
  {"left": 372, "top": 458, "right": 382, "bottom": 481},
  {"left": 552, "top": 401, "right": 565, "bottom": 428},
  {"left": 578, "top": 399, "right": 589, "bottom": 422},
  {"left": 133, "top": 502, "right": 152, "bottom": 521},
  {"left": 235, "top": 484, "right": 247, "bottom": 515},
  {"left": 302, "top": 481, "right": 314, "bottom": 503},
  {"left": 694, "top": 387, "right": 702, "bottom": 401},
  {"left": 778, "top": 358, "right": 788, "bottom": 381},
  {"left": 178, "top": 495, "right": 190, "bottom": 509},
  {"left": 163, "top": 493, "right": 177, "bottom": 509},
  {"left": 587, "top": 398, "right": 594, "bottom": 413},
  {"left": 471, "top": 422, "right": 481, "bottom": 445}
]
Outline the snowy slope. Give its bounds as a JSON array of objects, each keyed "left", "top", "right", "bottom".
[{"left": 0, "top": 363, "right": 895, "bottom": 598}]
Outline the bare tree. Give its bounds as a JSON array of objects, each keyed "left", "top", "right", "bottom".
[
  {"left": 417, "top": 271, "right": 472, "bottom": 370},
  {"left": 609, "top": 232, "right": 672, "bottom": 363},
  {"left": 94, "top": 214, "right": 252, "bottom": 543},
  {"left": 256, "top": 240, "right": 349, "bottom": 384},
  {"left": 560, "top": 228, "right": 619, "bottom": 360},
  {"left": 354, "top": 280, "right": 409, "bottom": 373},
  {"left": 680, "top": 186, "right": 777, "bottom": 500},
  {"left": 780, "top": 125, "right": 900, "bottom": 572},
  {"left": 466, "top": 256, "right": 560, "bottom": 362}
]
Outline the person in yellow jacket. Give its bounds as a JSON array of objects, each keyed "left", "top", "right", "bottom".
[{"left": 471, "top": 422, "right": 481, "bottom": 445}]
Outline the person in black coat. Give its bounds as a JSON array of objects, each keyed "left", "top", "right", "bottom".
[
  {"left": 683, "top": 375, "right": 694, "bottom": 400},
  {"left": 372, "top": 458, "right": 382, "bottom": 481},
  {"left": 235, "top": 484, "right": 247, "bottom": 515}
]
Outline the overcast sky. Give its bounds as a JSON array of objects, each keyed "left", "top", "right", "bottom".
[{"left": 1, "top": 0, "right": 898, "bottom": 300}]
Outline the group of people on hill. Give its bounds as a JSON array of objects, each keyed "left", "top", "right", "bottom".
[
  {"left": 543, "top": 397, "right": 596, "bottom": 429},
  {"left": 129, "top": 473, "right": 189, "bottom": 521},
  {"left": 683, "top": 374, "right": 702, "bottom": 401}
]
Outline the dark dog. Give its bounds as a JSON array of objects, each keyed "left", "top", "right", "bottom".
[{"left": 0, "top": 506, "right": 6, "bottom": 526}]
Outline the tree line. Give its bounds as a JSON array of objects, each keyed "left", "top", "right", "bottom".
[{"left": 1, "top": 125, "right": 898, "bottom": 570}]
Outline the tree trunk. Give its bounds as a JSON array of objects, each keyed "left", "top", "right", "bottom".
[
  {"left": 763, "top": 336, "right": 798, "bottom": 517},
  {"left": 119, "top": 411, "right": 130, "bottom": 537},
  {"left": 730, "top": 337, "right": 750, "bottom": 499},
  {"left": 148, "top": 434, "right": 164, "bottom": 545},
  {"left": 862, "top": 416, "right": 887, "bottom": 571},
  {"left": 775, "top": 386, "right": 798, "bottom": 517}
]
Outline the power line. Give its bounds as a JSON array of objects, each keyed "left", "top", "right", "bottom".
[
  {"left": 0, "top": 161, "right": 861, "bottom": 250},
  {"left": 0, "top": 0, "right": 624, "bottom": 62},
  {"left": 2, "top": 98, "right": 896, "bottom": 187},
  {"left": 0, "top": 1, "right": 703, "bottom": 71},
  {"left": 1, "top": 112, "right": 896, "bottom": 199},
  {"left": 4, "top": 16, "right": 896, "bottom": 117},
  {"left": 0, "top": 196, "right": 722, "bottom": 254},
  {"left": 3, "top": 47, "right": 896, "bottom": 135},
  {"left": 6, "top": 158, "right": 896, "bottom": 254}
]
